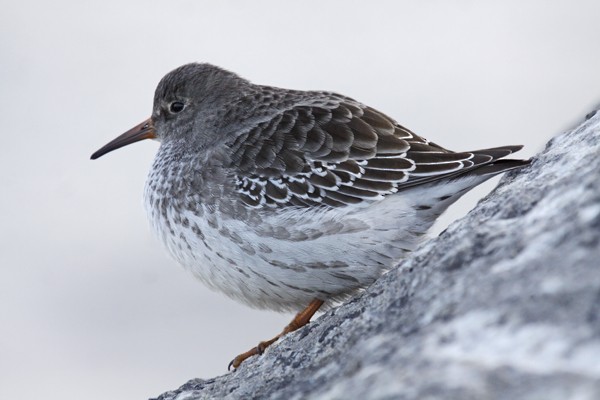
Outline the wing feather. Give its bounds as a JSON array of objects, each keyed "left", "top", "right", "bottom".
[{"left": 228, "top": 91, "right": 523, "bottom": 208}]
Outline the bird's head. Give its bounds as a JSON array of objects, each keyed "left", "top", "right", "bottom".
[{"left": 91, "top": 63, "right": 249, "bottom": 160}]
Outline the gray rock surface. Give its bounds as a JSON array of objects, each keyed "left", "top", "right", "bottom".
[{"left": 152, "top": 113, "right": 600, "bottom": 400}]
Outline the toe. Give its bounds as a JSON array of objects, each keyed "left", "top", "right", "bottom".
[{"left": 228, "top": 346, "right": 260, "bottom": 370}]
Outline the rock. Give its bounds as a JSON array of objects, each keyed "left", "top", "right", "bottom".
[{"left": 152, "top": 113, "right": 600, "bottom": 400}]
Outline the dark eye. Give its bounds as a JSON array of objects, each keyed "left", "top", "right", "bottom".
[{"left": 169, "top": 101, "right": 185, "bottom": 113}]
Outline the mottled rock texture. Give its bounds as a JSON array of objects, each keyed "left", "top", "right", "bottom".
[{"left": 153, "top": 112, "right": 600, "bottom": 400}]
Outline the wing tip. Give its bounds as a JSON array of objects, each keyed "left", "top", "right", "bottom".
[{"left": 470, "top": 145, "right": 524, "bottom": 160}]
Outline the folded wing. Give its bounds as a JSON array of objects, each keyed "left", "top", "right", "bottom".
[{"left": 227, "top": 94, "right": 524, "bottom": 209}]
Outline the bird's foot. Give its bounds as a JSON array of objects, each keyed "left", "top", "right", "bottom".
[{"left": 227, "top": 298, "right": 324, "bottom": 371}]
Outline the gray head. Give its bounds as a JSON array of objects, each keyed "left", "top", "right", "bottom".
[{"left": 91, "top": 63, "right": 251, "bottom": 160}]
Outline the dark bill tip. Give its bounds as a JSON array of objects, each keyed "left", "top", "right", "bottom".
[{"left": 91, "top": 118, "right": 156, "bottom": 160}]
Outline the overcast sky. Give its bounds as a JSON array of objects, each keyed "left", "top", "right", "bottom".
[{"left": 1, "top": 1, "right": 600, "bottom": 399}]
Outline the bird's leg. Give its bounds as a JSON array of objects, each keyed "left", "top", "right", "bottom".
[{"left": 228, "top": 298, "right": 324, "bottom": 370}]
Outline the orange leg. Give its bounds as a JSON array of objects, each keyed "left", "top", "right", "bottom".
[{"left": 228, "top": 299, "right": 325, "bottom": 370}]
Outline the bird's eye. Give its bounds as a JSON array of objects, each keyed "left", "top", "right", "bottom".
[{"left": 169, "top": 101, "right": 185, "bottom": 113}]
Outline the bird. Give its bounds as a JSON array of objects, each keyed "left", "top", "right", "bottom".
[{"left": 91, "top": 63, "right": 529, "bottom": 369}]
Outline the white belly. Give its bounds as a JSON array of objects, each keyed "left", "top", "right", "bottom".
[{"left": 144, "top": 186, "right": 429, "bottom": 312}]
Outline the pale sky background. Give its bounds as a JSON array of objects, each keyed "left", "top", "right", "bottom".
[{"left": 1, "top": 1, "right": 599, "bottom": 399}]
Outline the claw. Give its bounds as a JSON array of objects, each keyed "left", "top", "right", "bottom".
[{"left": 227, "top": 359, "right": 236, "bottom": 371}]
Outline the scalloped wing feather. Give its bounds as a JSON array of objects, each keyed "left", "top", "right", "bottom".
[{"left": 228, "top": 93, "right": 521, "bottom": 209}]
